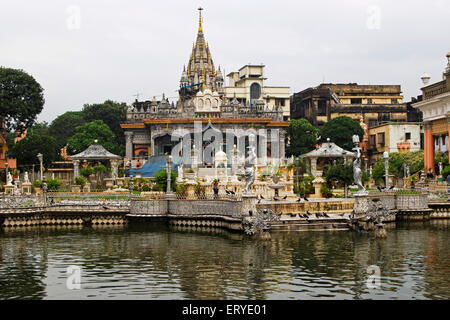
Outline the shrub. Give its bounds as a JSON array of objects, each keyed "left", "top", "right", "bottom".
[
  {"left": 442, "top": 165, "right": 450, "bottom": 179},
  {"left": 46, "top": 178, "right": 62, "bottom": 191},
  {"left": 74, "top": 176, "right": 87, "bottom": 187},
  {"left": 81, "top": 166, "right": 94, "bottom": 178},
  {"left": 154, "top": 169, "right": 177, "bottom": 192},
  {"left": 176, "top": 181, "right": 188, "bottom": 196},
  {"left": 194, "top": 179, "right": 206, "bottom": 196},
  {"left": 320, "top": 184, "right": 333, "bottom": 198}
]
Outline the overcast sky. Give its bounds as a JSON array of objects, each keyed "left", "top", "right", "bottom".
[{"left": 1, "top": 0, "right": 449, "bottom": 123}]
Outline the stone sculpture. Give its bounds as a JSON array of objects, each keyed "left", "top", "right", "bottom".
[
  {"left": 6, "top": 172, "right": 13, "bottom": 186},
  {"left": 352, "top": 135, "right": 366, "bottom": 194},
  {"left": 244, "top": 145, "right": 256, "bottom": 195}
]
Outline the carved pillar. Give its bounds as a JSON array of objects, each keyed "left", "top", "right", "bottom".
[
  {"left": 279, "top": 129, "right": 286, "bottom": 160},
  {"left": 424, "top": 121, "right": 434, "bottom": 173},
  {"left": 73, "top": 160, "right": 80, "bottom": 178},
  {"left": 125, "top": 131, "right": 134, "bottom": 160},
  {"left": 110, "top": 159, "right": 119, "bottom": 184},
  {"left": 310, "top": 157, "right": 318, "bottom": 176}
]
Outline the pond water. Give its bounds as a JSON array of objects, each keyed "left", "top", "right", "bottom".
[{"left": 0, "top": 220, "right": 449, "bottom": 300}]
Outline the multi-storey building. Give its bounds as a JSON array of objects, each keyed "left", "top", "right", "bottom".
[
  {"left": 290, "top": 83, "right": 407, "bottom": 128},
  {"left": 367, "top": 122, "right": 423, "bottom": 164},
  {"left": 413, "top": 51, "right": 450, "bottom": 173},
  {"left": 225, "top": 65, "right": 291, "bottom": 121}
]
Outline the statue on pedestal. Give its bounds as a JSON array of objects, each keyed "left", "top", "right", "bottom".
[
  {"left": 24, "top": 172, "right": 29, "bottom": 183},
  {"left": 352, "top": 135, "right": 366, "bottom": 194},
  {"left": 6, "top": 172, "right": 13, "bottom": 186}
]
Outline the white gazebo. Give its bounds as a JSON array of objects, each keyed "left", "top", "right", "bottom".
[
  {"left": 70, "top": 141, "right": 122, "bottom": 185},
  {"left": 300, "top": 138, "right": 354, "bottom": 176}
]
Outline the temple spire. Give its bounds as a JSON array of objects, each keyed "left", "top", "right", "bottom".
[{"left": 198, "top": 7, "right": 203, "bottom": 32}]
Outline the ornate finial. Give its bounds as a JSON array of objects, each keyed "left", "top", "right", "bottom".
[{"left": 198, "top": 7, "right": 203, "bottom": 32}]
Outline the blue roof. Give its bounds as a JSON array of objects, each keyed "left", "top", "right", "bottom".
[{"left": 125, "top": 155, "right": 181, "bottom": 178}]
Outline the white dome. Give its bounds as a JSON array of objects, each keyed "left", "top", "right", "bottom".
[{"left": 215, "top": 150, "right": 227, "bottom": 162}]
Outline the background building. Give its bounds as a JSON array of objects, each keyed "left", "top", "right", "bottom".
[
  {"left": 367, "top": 122, "right": 423, "bottom": 164},
  {"left": 413, "top": 51, "right": 450, "bottom": 173},
  {"left": 290, "top": 83, "right": 407, "bottom": 128},
  {"left": 225, "top": 65, "right": 291, "bottom": 121}
]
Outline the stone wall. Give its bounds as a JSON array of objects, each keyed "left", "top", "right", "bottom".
[
  {"left": 129, "top": 200, "right": 168, "bottom": 216},
  {"left": 168, "top": 199, "right": 242, "bottom": 218}
]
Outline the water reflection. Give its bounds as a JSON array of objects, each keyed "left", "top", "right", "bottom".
[{"left": 0, "top": 221, "right": 448, "bottom": 300}]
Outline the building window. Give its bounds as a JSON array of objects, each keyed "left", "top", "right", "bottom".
[
  {"left": 377, "top": 132, "right": 385, "bottom": 146},
  {"left": 369, "top": 119, "right": 378, "bottom": 128},
  {"left": 317, "top": 100, "right": 327, "bottom": 116},
  {"left": 391, "top": 98, "right": 398, "bottom": 104},
  {"left": 367, "top": 98, "right": 373, "bottom": 104},
  {"left": 369, "top": 134, "right": 376, "bottom": 147},
  {"left": 250, "top": 83, "right": 261, "bottom": 103},
  {"left": 351, "top": 98, "right": 362, "bottom": 104},
  {"left": 275, "top": 98, "right": 285, "bottom": 107},
  {"left": 405, "top": 132, "right": 411, "bottom": 140}
]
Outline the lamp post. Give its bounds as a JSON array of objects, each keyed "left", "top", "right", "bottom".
[
  {"left": 4, "top": 162, "right": 8, "bottom": 185},
  {"left": 37, "top": 153, "right": 43, "bottom": 180},
  {"left": 42, "top": 176, "right": 48, "bottom": 206},
  {"left": 383, "top": 151, "right": 389, "bottom": 190}
]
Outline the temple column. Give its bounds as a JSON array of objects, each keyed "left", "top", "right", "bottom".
[
  {"left": 424, "top": 122, "right": 434, "bottom": 174},
  {"left": 110, "top": 159, "right": 119, "bottom": 184},
  {"left": 73, "top": 160, "right": 80, "bottom": 178},
  {"left": 279, "top": 129, "right": 286, "bottom": 160},
  {"left": 310, "top": 157, "right": 318, "bottom": 176},
  {"left": 125, "top": 131, "right": 134, "bottom": 160},
  {"left": 447, "top": 116, "right": 450, "bottom": 164}
]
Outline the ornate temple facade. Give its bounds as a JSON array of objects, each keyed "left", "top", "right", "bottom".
[{"left": 121, "top": 9, "right": 289, "bottom": 168}]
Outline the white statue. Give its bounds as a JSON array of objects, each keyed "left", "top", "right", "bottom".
[
  {"left": 24, "top": 172, "right": 29, "bottom": 183},
  {"left": 6, "top": 172, "right": 13, "bottom": 186},
  {"left": 352, "top": 135, "right": 366, "bottom": 194},
  {"left": 243, "top": 145, "right": 256, "bottom": 195}
]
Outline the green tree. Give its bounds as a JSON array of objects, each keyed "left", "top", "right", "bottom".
[
  {"left": 82, "top": 100, "right": 127, "bottom": 155},
  {"left": 0, "top": 67, "right": 45, "bottom": 133},
  {"left": 320, "top": 116, "right": 364, "bottom": 151},
  {"left": 324, "top": 162, "right": 354, "bottom": 197},
  {"left": 154, "top": 169, "right": 177, "bottom": 192},
  {"left": 286, "top": 119, "right": 319, "bottom": 156},
  {"left": 28, "top": 122, "right": 50, "bottom": 136},
  {"left": 67, "top": 120, "right": 120, "bottom": 155},
  {"left": 401, "top": 150, "right": 424, "bottom": 175},
  {"left": 8, "top": 134, "right": 60, "bottom": 167},
  {"left": 49, "top": 111, "right": 85, "bottom": 148}
]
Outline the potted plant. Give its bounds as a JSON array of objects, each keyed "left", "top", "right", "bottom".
[
  {"left": 409, "top": 175, "right": 418, "bottom": 189},
  {"left": 212, "top": 178, "right": 220, "bottom": 187},
  {"left": 72, "top": 176, "right": 86, "bottom": 193},
  {"left": 12, "top": 169, "right": 19, "bottom": 179}
]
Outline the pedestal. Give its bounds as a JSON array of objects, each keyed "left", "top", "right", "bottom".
[
  {"left": 83, "top": 184, "right": 91, "bottom": 192},
  {"left": 4, "top": 185, "right": 14, "bottom": 195},
  {"left": 310, "top": 176, "right": 325, "bottom": 198},
  {"left": 22, "top": 182, "right": 32, "bottom": 195},
  {"left": 353, "top": 193, "right": 370, "bottom": 218},
  {"left": 71, "top": 185, "right": 81, "bottom": 193},
  {"left": 241, "top": 194, "right": 257, "bottom": 217}
]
